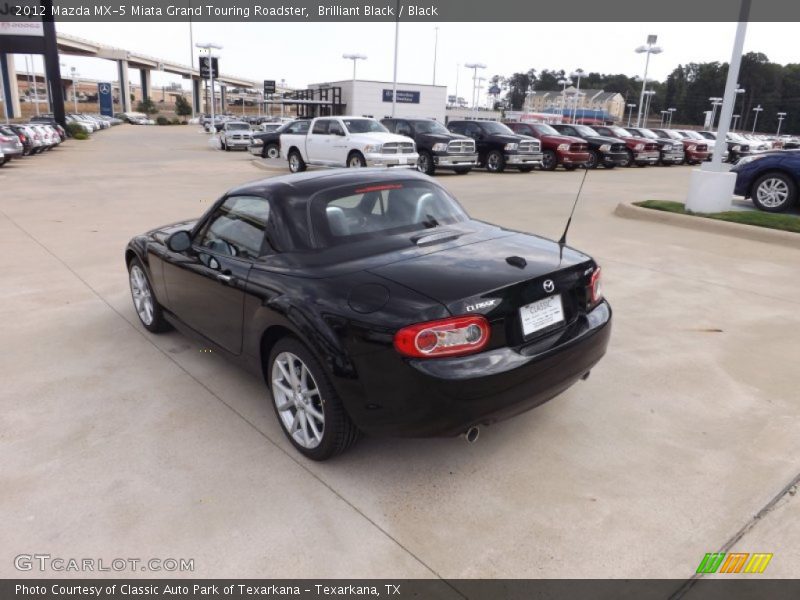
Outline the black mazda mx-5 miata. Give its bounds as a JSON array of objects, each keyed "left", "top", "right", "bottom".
[{"left": 126, "top": 169, "right": 611, "bottom": 460}]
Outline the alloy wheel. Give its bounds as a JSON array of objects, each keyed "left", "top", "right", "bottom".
[
  {"left": 417, "top": 153, "right": 431, "bottom": 173},
  {"left": 289, "top": 154, "right": 300, "bottom": 172},
  {"left": 129, "top": 265, "right": 154, "bottom": 326},
  {"left": 349, "top": 156, "right": 364, "bottom": 168},
  {"left": 266, "top": 146, "right": 279, "bottom": 159},
  {"left": 271, "top": 352, "right": 325, "bottom": 449},
  {"left": 756, "top": 178, "right": 790, "bottom": 209}
]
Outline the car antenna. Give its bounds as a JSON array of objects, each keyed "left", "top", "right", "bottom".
[{"left": 558, "top": 166, "right": 590, "bottom": 247}]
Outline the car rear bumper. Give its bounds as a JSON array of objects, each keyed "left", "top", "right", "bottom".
[
  {"left": 347, "top": 301, "right": 612, "bottom": 437},
  {"left": 686, "top": 150, "right": 710, "bottom": 162},
  {"left": 434, "top": 153, "right": 479, "bottom": 168}
]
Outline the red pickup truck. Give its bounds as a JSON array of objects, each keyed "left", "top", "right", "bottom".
[
  {"left": 592, "top": 125, "right": 661, "bottom": 167},
  {"left": 504, "top": 122, "right": 590, "bottom": 171}
]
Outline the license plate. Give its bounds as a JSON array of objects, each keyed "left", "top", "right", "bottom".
[{"left": 519, "top": 295, "right": 564, "bottom": 336}]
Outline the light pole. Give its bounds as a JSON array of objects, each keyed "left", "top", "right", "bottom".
[
  {"left": 751, "top": 104, "right": 763, "bottom": 133},
  {"left": 642, "top": 90, "right": 655, "bottom": 127},
  {"left": 342, "top": 53, "right": 367, "bottom": 82},
  {"left": 70, "top": 66, "right": 79, "bottom": 113},
  {"left": 660, "top": 110, "right": 668, "bottom": 127},
  {"left": 635, "top": 35, "right": 662, "bottom": 127},
  {"left": 559, "top": 78, "right": 571, "bottom": 118},
  {"left": 668, "top": 107, "right": 676, "bottom": 128},
  {"left": 475, "top": 77, "right": 486, "bottom": 115},
  {"left": 708, "top": 97, "right": 723, "bottom": 130},
  {"left": 626, "top": 103, "right": 636, "bottom": 127},
  {"left": 432, "top": 27, "right": 439, "bottom": 85},
  {"left": 196, "top": 42, "right": 222, "bottom": 127},
  {"left": 776, "top": 112, "right": 787, "bottom": 136},
  {"left": 570, "top": 69, "right": 584, "bottom": 124},
  {"left": 731, "top": 114, "right": 740, "bottom": 131},
  {"left": 465, "top": 62, "right": 487, "bottom": 118}
]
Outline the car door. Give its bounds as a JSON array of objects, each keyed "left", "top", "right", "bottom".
[
  {"left": 307, "top": 119, "right": 333, "bottom": 164},
  {"left": 461, "top": 122, "right": 486, "bottom": 157},
  {"left": 163, "top": 195, "right": 271, "bottom": 354},
  {"left": 327, "top": 119, "right": 349, "bottom": 164}
]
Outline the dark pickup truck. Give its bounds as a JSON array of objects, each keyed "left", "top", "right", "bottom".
[
  {"left": 249, "top": 119, "right": 309, "bottom": 159},
  {"left": 551, "top": 123, "right": 629, "bottom": 169},
  {"left": 446, "top": 120, "right": 543, "bottom": 173},
  {"left": 505, "top": 121, "right": 591, "bottom": 171},
  {"left": 381, "top": 118, "right": 478, "bottom": 175}
]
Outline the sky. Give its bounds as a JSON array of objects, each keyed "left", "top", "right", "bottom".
[{"left": 21, "top": 21, "right": 800, "bottom": 102}]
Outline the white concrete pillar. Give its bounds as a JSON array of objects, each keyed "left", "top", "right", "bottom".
[
  {"left": 117, "top": 60, "right": 131, "bottom": 113},
  {"left": 1, "top": 54, "right": 22, "bottom": 119}
]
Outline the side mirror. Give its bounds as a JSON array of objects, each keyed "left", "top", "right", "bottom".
[{"left": 167, "top": 230, "right": 192, "bottom": 253}]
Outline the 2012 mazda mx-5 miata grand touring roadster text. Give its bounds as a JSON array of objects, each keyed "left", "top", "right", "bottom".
[{"left": 126, "top": 169, "right": 611, "bottom": 460}]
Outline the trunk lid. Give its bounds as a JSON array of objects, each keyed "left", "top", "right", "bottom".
[{"left": 369, "top": 232, "right": 594, "bottom": 345}]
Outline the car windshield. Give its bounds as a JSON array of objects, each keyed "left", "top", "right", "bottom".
[
  {"left": 529, "top": 123, "right": 558, "bottom": 135},
  {"left": 310, "top": 181, "right": 468, "bottom": 248},
  {"left": 343, "top": 119, "right": 388, "bottom": 134},
  {"left": 607, "top": 126, "right": 631, "bottom": 137},
  {"left": 411, "top": 120, "right": 450, "bottom": 135},
  {"left": 633, "top": 128, "right": 658, "bottom": 139},
  {"left": 479, "top": 122, "right": 515, "bottom": 135},
  {"left": 684, "top": 131, "right": 705, "bottom": 140},
  {"left": 573, "top": 125, "right": 599, "bottom": 137},
  {"left": 227, "top": 123, "right": 250, "bottom": 130}
]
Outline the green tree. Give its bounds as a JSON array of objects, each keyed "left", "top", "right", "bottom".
[
  {"left": 174, "top": 94, "right": 192, "bottom": 117},
  {"left": 136, "top": 98, "right": 158, "bottom": 115}
]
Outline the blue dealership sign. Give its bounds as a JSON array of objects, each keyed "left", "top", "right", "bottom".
[
  {"left": 382, "top": 89, "right": 420, "bottom": 104},
  {"left": 98, "top": 82, "right": 113, "bottom": 117}
]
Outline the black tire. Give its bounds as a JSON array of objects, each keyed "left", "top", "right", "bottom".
[
  {"left": 268, "top": 337, "right": 360, "bottom": 461},
  {"left": 518, "top": 166, "right": 534, "bottom": 173},
  {"left": 224, "top": 140, "right": 230, "bottom": 151},
  {"left": 751, "top": 172, "right": 797, "bottom": 213},
  {"left": 485, "top": 150, "right": 506, "bottom": 173},
  {"left": 564, "top": 165, "right": 577, "bottom": 171},
  {"left": 620, "top": 149, "right": 634, "bottom": 168},
  {"left": 660, "top": 158, "right": 673, "bottom": 167},
  {"left": 347, "top": 152, "right": 367, "bottom": 168},
  {"left": 288, "top": 150, "right": 306, "bottom": 173},
  {"left": 127, "top": 257, "right": 170, "bottom": 333},
  {"left": 586, "top": 150, "right": 600, "bottom": 169},
  {"left": 264, "top": 144, "right": 280, "bottom": 159},
  {"left": 417, "top": 150, "right": 435, "bottom": 175},
  {"left": 604, "top": 163, "right": 616, "bottom": 170},
  {"left": 636, "top": 162, "right": 647, "bottom": 168},
  {"left": 540, "top": 150, "right": 558, "bottom": 171},
  {"left": 454, "top": 167, "right": 471, "bottom": 175}
]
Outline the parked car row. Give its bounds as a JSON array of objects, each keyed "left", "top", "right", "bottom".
[
  {"left": 65, "top": 112, "right": 124, "bottom": 134},
  {"left": 0, "top": 119, "right": 65, "bottom": 166}
]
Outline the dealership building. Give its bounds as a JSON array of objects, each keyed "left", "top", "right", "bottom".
[{"left": 307, "top": 79, "right": 448, "bottom": 122}]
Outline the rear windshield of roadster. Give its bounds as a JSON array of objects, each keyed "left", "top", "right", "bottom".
[{"left": 309, "top": 181, "right": 468, "bottom": 248}]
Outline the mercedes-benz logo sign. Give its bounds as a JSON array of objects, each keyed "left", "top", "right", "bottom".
[
  {"left": 99, "top": 84, "right": 111, "bottom": 94},
  {"left": 543, "top": 280, "right": 555, "bottom": 293}
]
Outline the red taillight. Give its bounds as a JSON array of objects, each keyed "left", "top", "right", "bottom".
[
  {"left": 394, "top": 315, "right": 490, "bottom": 358},
  {"left": 588, "top": 267, "right": 603, "bottom": 307}
]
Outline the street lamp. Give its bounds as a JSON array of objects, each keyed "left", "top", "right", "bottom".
[
  {"left": 667, "top": 107, "right": 676, "bottom": 128},
  {"left": 570, "top": 68, "right": 584, "bottom": 124},
  {"left": 464, "top": 62, "right": 487, "bottom": 117},
  {"left": 626, "top": 103, "right": 636, "bottom": 127},
  {"left": 635, "top": 35, "right": 662, "bottom": 127},
  {"left": 196, "top": 42, "right": 222, "bottom": 126},
  {"left": 70, "top": 66, "right": 80, "bottom": 113},
  {"left": 731, "top": 114, "right": 740, "bottom": 131},
  {"left": 475, "top": 77, "right": 486, "bottom": 112},
  {"left": 708, "top": 97, "right": 723, "bottom": 130},
  {"left": 660, "top": 110, "right": 669, "bottom": 127},
  {"left": 776, "top": 112, "right": 787, "bottom": 136},
  {"left": 342, "top": 53, "right": 367, "bottom": 81},
  {"left": 558, "top": 78, "right": 571, "bottom": 117},
  {"left": 751, "top": 104, "right": 763, "bottom": 134},
  {"left": 432, "top": 27, "right": 439, "bottom": 85},
  {"left": 641, "top": 89, "right": 655, "bottom": 127}
]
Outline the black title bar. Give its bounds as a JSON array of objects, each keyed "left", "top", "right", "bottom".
[{"left": 1, "top": 0, "right": 799, "bottom": 22}]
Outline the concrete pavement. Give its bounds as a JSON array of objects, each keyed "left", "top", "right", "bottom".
[{"left": 1, "top": 125, "right": 798, "bottom": 583}]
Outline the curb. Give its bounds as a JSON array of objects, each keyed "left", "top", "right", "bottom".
[
  {"left": 614, "top": 202, "right": 800, "bottom": 250},
  {"left": 250, "top": 158, "right": 287, "bottom": 172}
]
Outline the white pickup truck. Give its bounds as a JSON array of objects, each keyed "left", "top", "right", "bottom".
[{"left": 280, "top": 116, "right": 419, "bottom": 173}]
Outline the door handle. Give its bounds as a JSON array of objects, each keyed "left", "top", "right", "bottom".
[{"left": 217, "top": 273, "right": 234, "bottom": 284}]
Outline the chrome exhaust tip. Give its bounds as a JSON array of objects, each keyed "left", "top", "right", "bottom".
[{"left": 463, "top": 426, "right": 480, "bottom": 444}]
